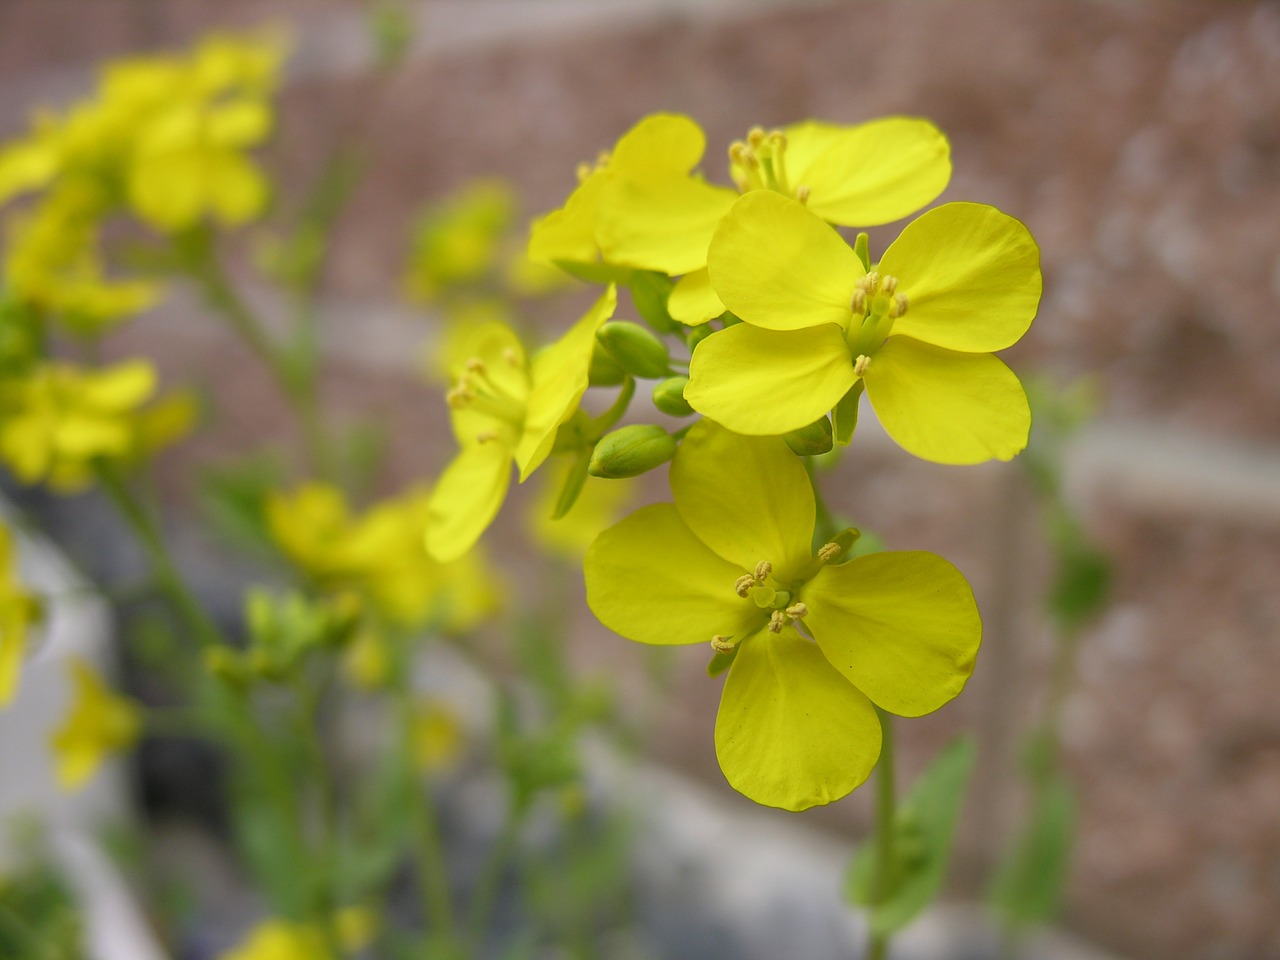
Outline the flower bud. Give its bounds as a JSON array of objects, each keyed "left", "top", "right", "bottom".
[
  {"left": 588, "top": 424, "right": 676, "bottom": 479},
  {"left": 651, "top": 376, "right": 694, "bottom": 417},
  {"left": 783, "top": 416, "right": 833, "bottom": 456},
  {"left": 596, "top": 321, "right": 670, "bottom": 379},
  {"left": 588, "top": 343, "right": 627, "bottom": 386}
]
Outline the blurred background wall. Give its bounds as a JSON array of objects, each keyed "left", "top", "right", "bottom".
[{"left": 3, "top": 2, "right": 1280, "bottom": 958}]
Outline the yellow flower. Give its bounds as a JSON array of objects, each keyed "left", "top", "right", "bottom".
[
  {"left": 405, "top": 179, "right": 517, "bottom": 302},
  {"left": 0, "top": 359, "right": 192, "bottom": 492},
  {"left": 584, "top": 421, "right": 981, "bottom": 811},
  {"left": 218, "top": 920, "right": 330, "bottom": 960},
  {"left": 426, "top": 287, "right": 616, "bottom": 562},
  {"left": 50, "top": 657, "right": 142, "bottom": 790},
  {"left": 0, "top": 524, "right": 43, "bottom": 708},
  {"left": 529, "top": 112, "right": 950, "bottom": 322},
  {"left": 266, "top": 483, "right": 502, "bottom": 631},
  {"left": 685, "top": 191, "right": 1041, "bottom": 464}
]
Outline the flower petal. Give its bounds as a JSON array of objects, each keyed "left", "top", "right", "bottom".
[
  {"left": 527, "top": 169, "right": 606, "bottom": 267},
  {"left": 668, "top": 267, "right": 725, "bottom": 326},
  {"left": 786, "top": 117, "right": 951, "bottom": 226},
  {"left": 878, "top": 202, "right": 1041, "bottom": 353},
  {"left": 515, "top": 286, "right": 615, "bottom": 479},
  {"left": 670, "top": 419, "right": 814, "bottom": 577},
  {"left": 425, "top": 442, "right": 512, "bottom": 562},
  {"left": 597, "top": 175, "right": 736, "bottom": 276},
  {"left": 609, "top": 112, "right": 707, "bottom": 175},
  {"left": 685, "top": 322, "right": 855, "bottom": 436},
  {"left": 715, "top": 629, "right": 881, "bottom": 811},
  {"left": 803, "top": 551, "right": 981, "bottom": 717},
  {"left": 707, "top": 191, "right": 862, "bottom": 332},
  {"left": 584, "top": 503, "right": 763, "bottom": 646},
  {"left": 862, "top": 337, "right": 1030, "bottom": 464}
]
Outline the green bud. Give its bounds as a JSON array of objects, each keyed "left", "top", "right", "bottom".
[
  {"left": 596, "top": 321, "right": 670, "bottom": 379},
  {"left": 589, "top": 424, "right": 677, "bottom": 479},
  {"left": 588, "top": 344, "right": 627, "bottom": 386},
  {"left": 783, "top": 416, "right": 833, "bottom": 456},
  {"left": 651, "top": 376, "right": 694, "bottom": 417},
  {"left": 685, "top": 324, "right": 713, "bottom": 351}
]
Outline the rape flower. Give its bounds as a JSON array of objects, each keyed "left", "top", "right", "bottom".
[
  {"left": 529, "top": 113, "right": 949, "bottom": 323},
  {"left": 218, "top": 920, "right": 330, "bottom": 960},
  {"left": 426, "top": 286, "right": 616, "bottom": 562},
  {"left": 50, "top": 657, "right": 142, "bottom": 790},
  {"left": 685, "top": 191, "right": 1041, "bottom": 464},
  {"left": 0, "top": 523, "right": 43, "bottom": 708},
  {"left": 584, "top": 421, "right": 981, "bottom": 810},
  {"left": 266, "top": 483, "right": 502, "bottom": 632},
  {"left": 0, "top": 359, "right": 194, "bottom": 492}
]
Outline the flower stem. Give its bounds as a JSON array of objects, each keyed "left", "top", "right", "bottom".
[
  {"left": 868, "top": 706, "right": 896, "bottom": 960},
  {"left": 94, "top": 463, "right": 222, "bottom": 650}
]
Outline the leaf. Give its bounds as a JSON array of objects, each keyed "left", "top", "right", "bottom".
[
  {"left": 987, "top": 774, "right": 1075, "bottom": 927},
  {"left": 845, "top": 736, "right": 975, "bottom": 935}
]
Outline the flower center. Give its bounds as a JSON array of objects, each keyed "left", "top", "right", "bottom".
[
  {"left": 445, "top": 353, "right": 527, "bottom": 434},
  {"left": 845, "top": 271, "right": 908, "bottom": 364},
  {"left": 728, "top": 127, "right": 807, "bottom": 203}
]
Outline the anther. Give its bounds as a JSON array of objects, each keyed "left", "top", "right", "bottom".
[
  {"left": 464, "top": 357, "right": 486, "bottom": 374},
  {"left": 747, "top": 127, "right": 767, "bottom": 149},
  {"left": 851, "top": 288, "right": 867, "bottom": 314},
  {"left": 502, "top": 347, "right": 520, "bottom": 367},
  {"left": 446, "top": 385, "right": 473, "bottom": 408},
  {"left": 853, "top": 354, "right": 871, "bottom": 377},
  {"left": 710, "top": 635, "right": 737, "bottom": 654},
  {"left": 795, "top": 184, "right": 810, "bottom": 205},
  {"left": 475, "top": 431, "right": 499, "bottom": 444},
  {"left": 890, "top": 293, "right": 909, "bottom": 318},
  {"left": 785, "top": 602, "right": 809, "bottom": 620},
  {"left": 818, "top": 542, "right": 842, "bottom": 562},
  {"left": 575, "top": 162, "right": 592, "bottom": 182},
  {"left": 880, "top": 276, "right": 898, "bottom": 297},
  {"left": 734, "top": 574, "right": 756, "bottom": 598},
  {"left": 768, "top": 610, "right": 787, "bottom": 633},
  {"left": 754, "top": 560, "right": 773, "bottom": 581}
]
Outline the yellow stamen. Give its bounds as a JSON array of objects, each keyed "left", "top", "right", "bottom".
[
  {"left": 734, "top": 574, "right": 756, "bottom": 598},
  {"left": 817, "top": 542, "right": 842, "bottom": 562},
  {"left": 853, "top": 355, "right": 871, "bottom": 378},
  {"left": 795, "top": 184, "right": 810, "bottom": 205},
  {"left": 890, "top": 293, "right": 909, "bottom": 319},
  {"left": 710, "top": 635, "right": 737, "bottom": 654},
  {"left": 785, "top": 602, "right": 808, "bottom": 620},
  {"left": 768, "top": 610, "right": 787, "bottom": 633},
  {"left": 753, "top": 560, "right": 773, "bottom": 581}
]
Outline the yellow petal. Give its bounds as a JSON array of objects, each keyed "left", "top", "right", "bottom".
[
  {"left": 685, "top": 323, "right": 855, "bottom": 435},
  {"left": 862, "top": 337, "right": 1030, "bottom": 464},
  {"left": 715, "top": 630, "right": 880, "bottom": 811},
  {"left": 515, "top": 285, "right": 615, "bottom": 479},
  {"left": 609, "top": 112, "right": 707, "bottom": 176},
  {"left": 804, "top": 551, "right": 981, "bottom": 717},
  {"left": 597, "top": 175, "right": 736, "bottom": 276},
  {"left": 786, "top": 117, "right": 951, "bottom": 226},
  {"left": 425, "top": 442, "right": 512, "bottom": 562},
  {"left": 585, "top": 503, "right": 764, "bottom": 646},
  {"left": 80, "top": 361, "right": 156, "bottom": 410},
  {"left": 707, "top": 191, "right": 861, "bottom": 331},
  {"left": 527, "top": 169, "right": 605, "bottom": 267},
  {"left": 879, "top": 202, "right": 1041, "bottom": 353},
  {"left": 670, "top": 420, "right": 813, "bottom": 576},
  {"left": 207, "top": 152, "right": 269, "bottom": 226},
  {"left": 668, "top": 268, "right": 724, "bottom": 326}
]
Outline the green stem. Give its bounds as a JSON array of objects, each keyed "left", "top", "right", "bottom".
[
  {"left": 467, "top": 805, "right": 526, "bottom": 947},
  {"left": 297, "top": 673, "right": 346, "bottom": 959},
  {"left": 94, "top": 464, "right": 222, "bottom": 650},
  {"left": 868, "top": 706, "right": 896, "bottom": 960},
  {"left": 186, "top": 243, "right": 331, "bottom": 478},
  {"left": 588, "top": 376, "right": 635, "bottom": 438}
]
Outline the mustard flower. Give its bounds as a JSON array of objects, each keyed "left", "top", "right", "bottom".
[
  {"left": 266, "top": 483, "right": 502, "bottom": 632},
  {"left": 528, "top": 113, "right": 949, "bottom": 323},
  {"left": 584, "top": 421, "right": 981, "bottom": 810},
  {"left": 0, "top": 524, "right": 43, "bottom": 708},
  {"left": 426, "top": 286, "right": 616, "bottom": 562},
  {"left": 50, "top": 657, "right": 142, "bottom": 790},
  {"left": 0, "top": 359, "right": 194, "bottom": 492},
  {"left": 685, "top": 191, "right": 1041, "bottom": 464}
]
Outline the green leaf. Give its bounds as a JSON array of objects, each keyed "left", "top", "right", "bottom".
[
  {"left": 988, "top": 774, "right": 1075, "bottom": 927},
  {"left": 552, "top": 452, "right": 591, "bottom": 520},
  {"left": 846, "top": 736, "right": 975, "bottom": 935},
  {"left": 832, "top": 381, "right": 863, "bottom": 446}
]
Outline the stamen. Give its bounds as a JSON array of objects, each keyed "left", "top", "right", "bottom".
[
  {"left": 710, "top": 635, "right": 737, "bottom": 654},
  {"left": 853, "top": 354, "right": 871, "bottom": 377},
  {"left": 475, "top": 431, "right": 499, "bottom": 444},
  {"left": 890, "top": 293, "right": 909, "bottom": 318},
  {"left": 464, "top": 357, "right": 486, "bottom": 374},
  {"left": 851, "top": 288, "right": 867, "bottom": 314},
  {"left": 753, "top": 560, "right": 773, "bottom": 581},
  {"left": 747, "top": 127, "right": 767, "bottom": 150},
  {"left": 795, "top": 184, "right": 810, "bottom": 205},
  {"left": 734, "top": 574, "right": 756, "bottom": 598},
  {"left": 768, "top": 610, "right": 787, "bottom": 633},
  {"left": 785, "top": 602, "right": 809, "bottom": 620},
  {"left": 502, "top": 347, "right": 520, "bottom": 368},
  {"left": 446, "top": 384, "right": 474, "bottom": 408},
  {"left": 818, "top": 542, "right": 842, "bottom": 562},
  {"left": 880, "top": 275, "right": 898, "bottom": 297}
]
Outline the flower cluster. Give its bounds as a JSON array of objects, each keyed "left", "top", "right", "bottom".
[{"left": 431, "top": 111, "right": 1041, "bottom": 810}]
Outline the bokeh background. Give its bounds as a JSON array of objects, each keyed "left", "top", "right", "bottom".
[{"left": 3, "top": 2, "right": 1280, "bottom": 958}]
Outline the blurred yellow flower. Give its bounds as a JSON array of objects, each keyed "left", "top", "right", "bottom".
[
  {"left": 0, "top": 524, "right": 43, "bottom": 708},
  {"left": 0, "top": 359, "right": 193, "bottom": 492},
  {"left": 218, "top": 920, "right": 330, "bottom": 960},
  {"left": 411, "top": 701, "right": 465, "bottom": 772},
  {"left": 49, "top": 657, "right": 142, "bottom": 790}
]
